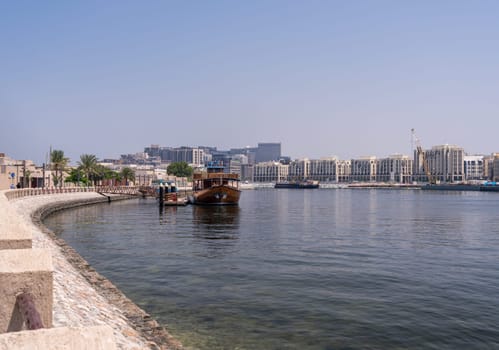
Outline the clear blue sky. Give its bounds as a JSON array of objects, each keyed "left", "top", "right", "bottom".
[{"left": 1, "top": 1, "right": 498, "bottom": 165}]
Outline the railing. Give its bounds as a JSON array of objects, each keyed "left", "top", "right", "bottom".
[
  {"left": 96, "top": 186, "right": 140, "bottom": 195},
  {"left": 4, "top": 187, "right": 98, "bottom": 200},
  {"left": 4, "top": 186, "right": 141, "bottom": 201}
]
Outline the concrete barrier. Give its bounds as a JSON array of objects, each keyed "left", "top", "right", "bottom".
[
  {"left": 0, "top": 249, "right": 53, "bottom": 333},
  {"left": 0, "top": 325, "right": 117, "bottom": 350},
  {"left": 0, "top": 193, "right": 32, "bottom": 250}
]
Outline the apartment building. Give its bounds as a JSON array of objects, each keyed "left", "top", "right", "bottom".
[
  {"left": 493, "top": 154, "right": 499, "bottom": 181},
  {"left": 377, "top": 154, "right": 413, "bottom": 184},
  {"left": 309, "top": 158, "right": 338, "bottom": 182},
  {"left": 253, "top": 162, "right": 289, "bottom": 183},
  {"left": 157, "top": 147, "right": 205, "bottom": 166},
  {"left": 289, "top": 159, "right": 311, "bottom": 180},
  {"left": 424, "top": 145, "right": 464, "bottom": 183},
  {"left": 351, "top": 156, "right": 377, "bottom": 182},
  {"left": 463, "top": 155, "right": 485, "bottom": 181}
]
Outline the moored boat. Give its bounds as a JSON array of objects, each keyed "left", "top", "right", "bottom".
[
  {"left": 274, "top": 180, "right": 319, "bottom": 189},
  {"left": 190, "top": 161, "right": 241, "bottom": 205}
]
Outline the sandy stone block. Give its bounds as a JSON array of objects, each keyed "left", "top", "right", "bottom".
[
  {"left": 0, "top": 325, "right": 117, "bottom": 350},
  {"left": 0, "top": 204, "right": 32, "bottom": 249},
  {"left": 0, "top": 249, "right": 53, "bottom": 333}
]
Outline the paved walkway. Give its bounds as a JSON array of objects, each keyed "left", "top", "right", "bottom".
[{"left": 9, "top": 193, "right": 177, "bottom": 350}]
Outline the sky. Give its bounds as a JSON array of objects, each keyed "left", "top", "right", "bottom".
[{"left": 1, "top": 1, "right": 498, "bottom": 165}]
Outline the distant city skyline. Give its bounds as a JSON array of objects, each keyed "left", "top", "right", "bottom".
[{"left": 2, "top": 1, "right": 498, "bottom": 165}]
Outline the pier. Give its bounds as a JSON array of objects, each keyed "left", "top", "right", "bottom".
[{"left": 0, "top": 188, "right": 182, "bottom": 349}]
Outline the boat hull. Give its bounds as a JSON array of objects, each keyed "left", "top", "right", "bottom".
[
  {"left": 421, "top": 184, "right": 481, "bottom": 191},
  {"left": 275, "top": 183, "right": 319, "bottom": 189},
  {"left": 190, "top": 185, "right": 241, "bottom": 205}
]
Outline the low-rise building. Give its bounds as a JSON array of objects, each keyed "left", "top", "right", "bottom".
[
  {"left": 0, "top": 153, "right": 50, "bottom": 190},
  {"left": 464, "top": 155, "right": 485, "bottom": 181}
]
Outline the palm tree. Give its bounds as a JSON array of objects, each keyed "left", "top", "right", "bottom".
[
  {"left": 93, "top": 165, "right": 119, "bottom": 186},
  {"left": 50, "top": 150, "right": 69, "bottom": 187},
  {"left": 120, "top": 167, "right": 135, "bottom": 186},
  {"left": 77, "top": 154, "right": 98, "bottom": 186}
]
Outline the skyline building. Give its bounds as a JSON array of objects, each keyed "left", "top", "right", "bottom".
[
  {"left": 255, "top": 143, "right": 281, "bottom": 163},
  {"left": 464, "top": 155, "right": 485, "bottom": 181}
]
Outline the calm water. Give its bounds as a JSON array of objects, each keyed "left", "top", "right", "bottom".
[{"left": 44, "top": 189, "right": 499, "bottom": 349}]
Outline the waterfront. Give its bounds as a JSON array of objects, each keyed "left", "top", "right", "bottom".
[{"left": 44, "top": 189, "right": 499, "bottom": 349}]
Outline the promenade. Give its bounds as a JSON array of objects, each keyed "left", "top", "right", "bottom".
[{"left": 2, "top": 191, "right": 182, "bottom": 350}]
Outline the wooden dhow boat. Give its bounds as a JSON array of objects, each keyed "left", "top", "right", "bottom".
[{"left": 189, "top": 161, "right": 241, "bottom": 205}]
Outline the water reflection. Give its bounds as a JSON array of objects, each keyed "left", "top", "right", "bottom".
[
  {"left": 192, "top": 205, "right": 240, "bottom": 239},
  {"left": 158, "top": 206, "right": 178, "bottom": 225},
  {"left": 190, "top": 205, "right": 241, "bottom": 259}
]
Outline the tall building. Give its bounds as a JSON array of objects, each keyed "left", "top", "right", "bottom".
[
  {"left": 157, "top": 146, "right": 205, "bottom": 166},
  {"left": 413, "top": 144, "right": 465, "bottom": 183},
  {"left": 144, "top": 144, "right": 161, "bottom": 158},
  {"left": 493, "top": 153, "right": 499, "bottom": 181},
  {"left": 425, "top": 145, "right": 464, "bottom": 183},
  {"left": 230, "top": 147, "right": 257, "bottom": 165},
  {"left": 255, "top": 143, "right": 281, "bottom": 163}
]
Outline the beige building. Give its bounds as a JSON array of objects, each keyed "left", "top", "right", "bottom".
[
  {"left": 413, "top": 144, "right": 464, "bottom": 183},
  {"left": 288, "top": 159, "right": 311, "bottom": 180},
  {"left": 493, "top": 153, "right": 499, "bottom": 182},
  {"left": 351, "top": 156, "right": 377, "bottom": 182},
  {"left": 253, "top": 162, "right": 289, "bottom": 183},
  {"left": 0, "top": 153, "right": 50, "bottom": 190},
  {"left": 309, "top": 158, "right": 338, "bottom": 182},
  {"left": 337, "top": 160, "right": 352, "bottom": 183},
  {"left": 426, "top": 145, "right": 464, "bottom": 183},
  {"left": 377, "top": 154, "right": 413, "bottom": 183}
]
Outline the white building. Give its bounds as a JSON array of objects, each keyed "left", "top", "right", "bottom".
[
  {"left": 309, "top": 157, "right": 338, "bottom": 182},
  {"left": 377, "top": 154, "right": 413, "bottom": 183},
  {"left": 337, "top": 160, "right": 352, "bottom": 183},
  {"left": 253, "top": 162, "right": 289, "bottom": 183},
  {"left": 351, "top": 156, "right": 377, "bottom": 182},
  {"left": 463, "top": 155, "right": 485, "bottom": 181},
  {"left": 289, "top": 159, "right": 311, "bottom": 180}
]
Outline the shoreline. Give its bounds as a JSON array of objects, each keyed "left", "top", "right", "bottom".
[{"left": 9, "top": 193, "right": 182, "bottom": 350}]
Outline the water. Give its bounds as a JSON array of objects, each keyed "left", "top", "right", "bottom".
[{"left": 44, "top": 189, "right": 499, "bottom": 349}]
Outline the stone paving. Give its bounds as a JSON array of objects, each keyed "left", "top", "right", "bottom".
[{"left": 9, "top": 193, "right": 182, "bottom": 350}]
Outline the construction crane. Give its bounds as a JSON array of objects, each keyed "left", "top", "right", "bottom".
[{"left": 411, "top": 129, "right": 435, "bottom": 184}]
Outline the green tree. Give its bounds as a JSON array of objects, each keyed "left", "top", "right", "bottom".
[
  {"left": 120, "top": 167, "right": 135, "bottom": 185},
  {"left": 88, "top": 164, "right": 111, "bottom": 186},
  {"left": 65, "top": 168, "right": 87, "bottom": 186},
  {"left": 24, "top": 170, "right": 31, "bottom": 188},
  {"left": 167, "top": 162, "right": 193, "bottom": 178},
  {"left": 77, "top": 154, "right": 98, "bottom": 186},
  {"left": 50, "top": 149, "right": 69, "bottom": 187}
]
